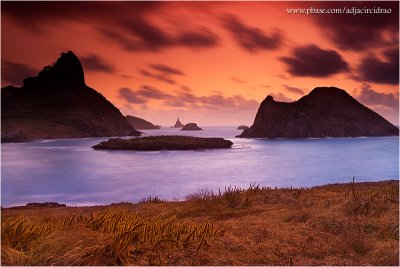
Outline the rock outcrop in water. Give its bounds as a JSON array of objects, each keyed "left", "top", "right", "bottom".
[
  {"left": 1, "top": 51, "right": 141, "bottom": 142},
  {"left": 172, "top": 118, "right": 184, "bottom": 128},
  {"left": 126, "top": 115, "right": 160, "bottom": 129},
  {"left": 26, "top": 202, "right": 66, "bottom": 208},
  {"left": 239, "top": 87, "right": 399, "bottom": 138},
  {"left": 182, "top": 123, "right": 203, "bottom": 131},
  {"left": 92, "top": 136, "right": 233, "bottom": 150}
]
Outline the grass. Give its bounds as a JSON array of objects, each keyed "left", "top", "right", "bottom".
[{"left": 2, "top": 180, "right": 398, "bottom": 265}]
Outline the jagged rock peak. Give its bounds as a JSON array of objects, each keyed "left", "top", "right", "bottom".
[
  {"left": 173, "top": 117, "right": 184, "bottom": 128},
  {"left": 33, "top": 50, "right": 85, "bottom": 86}
]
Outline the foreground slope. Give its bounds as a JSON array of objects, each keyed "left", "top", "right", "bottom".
[
  {"left": 1, "top": 180, "right": 398, "bottom": 265},
  {"left": 1, "top": 51, "right": 140, "bottom": 142},
  {"left": 239, "top": 87, "right": 399, "bottom": 138}
]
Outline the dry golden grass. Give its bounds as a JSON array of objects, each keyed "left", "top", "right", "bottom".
[{"left": 1, "top": 180, "right": 398, "bottom": 266}]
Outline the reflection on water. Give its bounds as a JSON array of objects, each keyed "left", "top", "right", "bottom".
[{"left": 1, "top": 126, "right": 398, "bottom": 207}]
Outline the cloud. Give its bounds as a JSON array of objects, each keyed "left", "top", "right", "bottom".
[
  {"left": 2, "top": 2, "right": 160, "bottom": 33},
  {"left": 280, "top": 45, "right": 348, "bottom": 77},
  {"left": 283, "top": 85, "right": 305, "bottom": 95},
  {"left": 116, "top": 18, "right": 173, "bottom": 51},
  {"left": 139, "top": 64, "right": 186, "bottom": 85},
  {"left": 139, "top": 69, "right": 176, "bottom": 85},
  {"left": 221, "top": 14, "right": 282, "bottom": 52},
  {"left": 3, "top": 1, "right": 219, "bottom": 52},
  {"left": 312, "top": 1, "right": 399, "bottom": 50},
  {"left": 231, "top": 76, "right": 247, "bottom": 84},
  {"left": 118, "top": 85, "right": 173, "bottom": 104},
  {"left": 118, "top": 85, "right": 259, "bottom": 111},
  {"left": 176, "top": 30, "right": 218, "bottom": 48},
  {"left": 1, "top": 60, "right": 38, "bottom": 86},
  {"left": 118, "top": 87, "right": 145, "bottom": 104},
  {"left": 101, "top": 22, "right": 219, "bottom": 52},
  {"left": 358, "top": 48, "right": 399, "bottom": 85},
  {"left": 356, "top": 84, "right": 398, "bottom": 108},
  {"left": 150, "top": 64, "right": 184, "bottom": 76},
  {"left": 80, "top": 53, "right": 115, "bottom": 73},
  {"left": 137, "top": 85, "right": 172, "bottom": 100}
]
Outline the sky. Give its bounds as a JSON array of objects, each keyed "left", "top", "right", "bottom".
[{"left": 1, "top": 1, "right": 399, "bottom": 126}]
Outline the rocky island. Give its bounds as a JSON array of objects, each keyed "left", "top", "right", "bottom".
[
  {"left": 1, "top": 51, "right": 140, "bottom": 142},
  {"left": 92, "top": 136, "right": 233, "bottom": 150},
  {"left": 239, "top": 87, "right": 399, "bottom": 138},
  {"left": 126, "top": 115, "right": 160, "bottom": 130},
  {"left": 182, "top": 123, "right": 203, "bottom": 131}
]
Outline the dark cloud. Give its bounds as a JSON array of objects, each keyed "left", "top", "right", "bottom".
[
  {"left": 1, "top": 60, "right": 38, "bottom": 86},
  {"left": 150, "top": 64, "right": 184, "bottom": 76},
  {"left": 80, "top": 53, "right": 115, "bottom": 73},
  {"left": 139, "top": 69, "right": 176, "bottom": 85},
  {"left": 117, "top": 18, "right": 173, "bottom": 51},
  {"left": 118, "top": 87, "right": 145, "bottom": 104},
  {"left": 2, "top": 2, "right": 159, "bottom": 33},
  {"left": 312, "top": 1, "right": 399, "bottom": 50},
  {"left": 358, "top": 48, "right": 399, "bottom": 85},
  {"left": 221, "top": 14, "right": 282, "bottom": 52},
  {"left": 119, "top": 85, "right": 173, "bottom": 105},
  {"left": 356, "top": 84, "right": 398, "bottom": 108},
  {"left": 101, "top": 23, "right": 219, "bottom": 52},
  {"left": 3, "top": 1, "right": 219, "bottom": 52},
  {"left": 280, "top": 45, "right": 348, "bottom": 77},
  {"left": 137, "top": 85, "right": 172, "bottom": 100},
  {"left": 283, "top": 85, "right": 305, "bottom": 95},
  {"left": 176, "top": 30, "right": 218, "bottom": 48},
  {"left": 118, "top": 85, "right": 258, "bottom": 111}
]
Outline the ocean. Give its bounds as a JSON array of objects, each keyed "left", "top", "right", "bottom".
[{"left": 1, "top": 126, "right": 398, "bottom": 207}]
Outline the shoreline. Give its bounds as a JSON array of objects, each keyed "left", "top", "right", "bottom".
[
  {"left": 3, "top": 179, "right": 398, "bottom": 210},
  {"left": 1, "top": 132, "right": 399, "bottom": 144}
]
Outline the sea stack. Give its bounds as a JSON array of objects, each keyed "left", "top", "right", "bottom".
[
  {"left": 239, "top": 87, "right": 399, "bottom": 138},
  {"left": 172, "top": 118, "right": 184, "bottom": 128},
  {"left": 1, "top": 51, "right": 141, "bottom": 142},
  {"left": 182, "top": 123, "right": 203, "bottom": 131}
]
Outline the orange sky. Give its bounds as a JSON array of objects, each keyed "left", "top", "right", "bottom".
[{"left": 2, "top": 1, "right": 399, "bottom": 126}]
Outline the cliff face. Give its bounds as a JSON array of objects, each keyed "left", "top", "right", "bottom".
[
  {"left": 239, "top": 87, "right": 399, "bottom": 138},
  {"left": 126, "top": 115, "right": 160, "bottom": 129},
  {"left": 1, "top": 51, "right": 140, "bottom": 142}
]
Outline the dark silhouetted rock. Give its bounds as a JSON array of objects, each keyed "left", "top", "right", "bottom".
[
  {"left": 126, "top": 115, "right": 160, "bottom": 129},
  {"left": 182, "top": 123, "right": 203, "bottom": 131},
  {"left": 1, "top": 51, "right": 141, "bottom": 142},
  {"left": 172, "top": 118, "right": 184, "bottom": 128},
  {"left": 92, "top": 136, "right": 233, "bottom": 150},
  {"left": 237, "top": 125, "right": 249, "bottom": 130},
  {"left": 26, "top": 202, "right": 66, "bottom": 208},
  {"left": 239, "top": 87, "right": 399, "bottom": 138}
]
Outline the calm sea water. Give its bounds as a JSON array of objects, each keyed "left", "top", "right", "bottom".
[{"left": 1, "top": 126, "right": 398, "bottom": 207}]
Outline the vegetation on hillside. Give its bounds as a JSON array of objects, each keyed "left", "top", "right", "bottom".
[{"left": 2, "top": 180, "right": 398, "bottom": 265}]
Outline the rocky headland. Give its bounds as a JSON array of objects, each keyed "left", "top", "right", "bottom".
[
  {"left": 1, "top": 51, "right": 140, "bottom": 142},
  {"left": 239, "top": 87, "right": 399, "bottom": 138}
]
